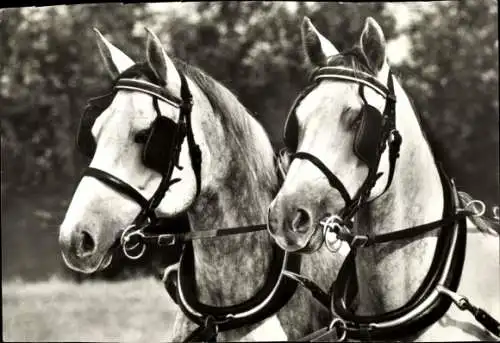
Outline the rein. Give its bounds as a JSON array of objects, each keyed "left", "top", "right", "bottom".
[{"left": 121, "top": 223, "right": 268, "bottom": 252}]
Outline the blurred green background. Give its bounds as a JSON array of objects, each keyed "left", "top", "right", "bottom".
[{"left": 1, "top": 1, "right": 498, "bottom": 282}]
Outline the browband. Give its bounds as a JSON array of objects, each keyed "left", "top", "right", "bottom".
[
  {"left": 311, "top": 66, "right": 393, "bottom": 99},
  {"left": 115, "top": 78, "right": 182, "bottom": 108}
]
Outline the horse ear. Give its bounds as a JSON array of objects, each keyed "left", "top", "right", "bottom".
[
  {"left": 145, "top": 27, "right": 181, "bottom": 94},
  {"left": 301, "top": 17, "right": 339, "bottom": 66},
  {"left": 93, "top": 28, "right": 135, "bottom": 78},
  {"left": 359, "top": 17, "right": 387, "bottom": 73}
]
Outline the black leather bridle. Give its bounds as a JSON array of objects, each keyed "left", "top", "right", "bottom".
[
  {"left": 285, "top": 64, "right": 500, "bottom": 341},
  {"left": 287, "top": 66, "right": 401, "bottom": 232},
  {"left": 79, "top": 63, "right": 202, "bottom": 261}
]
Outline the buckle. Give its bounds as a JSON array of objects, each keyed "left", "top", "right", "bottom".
[
  {"left": 158, "top": 234, "right": 176, "bottom": 246},
  {"left": 350, "top": 235, "right": 369, "bottom": 249},
  {"left": 203, "top": 315, "right": 219, "bottom": 341},
  {"left": 389, "top": 129, "right": 402, "bottom": 146},
  {"left": 181, "top": 99, "right": 193, "bottom": 112},
  {"left": 387, "top": 93, "right": 397, "bottom": 102}
]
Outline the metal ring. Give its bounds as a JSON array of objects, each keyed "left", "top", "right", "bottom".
[
  {"left": 123, "top": 241, "right": 147, "bottom": 260},
  {"left": 122, "top": 231, "right": 147, "bottom": 260},
  {"left": 122, "top": 230, "right": 145, "bottom": 247},
  {"left": 465, "top": 199, "right": 486, "bottom": 217},
  {"left": 493, "top": 206, "right": 499, "bottom": 221},
  {"left": 324, "top": 226, "right": 343, "bottom": 253},
  {"left": 320, "top": 215, "right": 345, "bottom": 236},
  {"left": 325, "top": 237, "right": 343, "bottom": 253},
  {"left": 328, "top": 318, "right": 347, "bottom": 342},
  {"left": 120, "top": 224, "right": 137, "bottom": 246},
  {"left": 321, "top": 215, "right": 349, "bottom": 253}
]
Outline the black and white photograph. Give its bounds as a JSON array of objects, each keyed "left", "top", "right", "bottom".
[{"left": 1, "top": 1, "right": 499, "bottom": 341}]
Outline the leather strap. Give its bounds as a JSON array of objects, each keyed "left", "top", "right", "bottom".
[
  {"left": 136, "top": 224, "right": 268, "bottom": 247},
  {"left": 282, "top": 270, "right": 330, "bottom": 308},
  {"left": 115, "top": 78, "right": 182, "bottom": 108},
  {"left": 183, "top": 315, "right": 218, "bottom": 342},
  {"left": 291, "top": 152, "right": 352, "bottom": 205},
  {"left": 330, "top": 169, "right": 468, "bottom": 341},
  {"left": 311, "top": 66, "right": 395, "bottom": 100},
  {"left": 298, "top": 326, "right": 340, "bottom": 342},
  {"left": 85, "top": 168, "right": 150, "bottom": 209},
  {"left": 335, "top": 210, "right": 472, "bottom": 249},
  {"left": 288, "top": 70, "right": 398, "bottom": 226}
]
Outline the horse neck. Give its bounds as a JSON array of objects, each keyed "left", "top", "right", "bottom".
[
  {"left": 354, "top": 76, "right": 445, "bottom": 315},
  {"left": 186, "top": 91, "right": 277, "bottom": 306}
]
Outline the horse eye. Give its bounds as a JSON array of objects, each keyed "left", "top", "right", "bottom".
[
  {"left": 134, "top": 129, "right": 150, "bottom": 144},
  {"left": 349, "top": 110, "right": 363, "bottom": 130}
]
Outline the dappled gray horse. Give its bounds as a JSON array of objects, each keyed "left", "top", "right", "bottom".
[
  {"left": 267, "top": 16, "right": 500, "bottom": 341},
  {"left": 58, "top": 28, "right": 343, "bottom": 341}
]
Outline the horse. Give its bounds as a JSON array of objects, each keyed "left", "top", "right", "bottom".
[
  {"left": 267, "top": 16, "right": 500, "bottom": 341},
  {"left": 58, "top": 28, "right": 344, "bottom": 341}
]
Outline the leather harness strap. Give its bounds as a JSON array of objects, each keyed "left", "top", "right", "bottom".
[
  {"left": 174, "top": 241, "right": 303, "bottom": 340},
  {"left": 286, "top": 61, "right": 500, "bottom": 340}
]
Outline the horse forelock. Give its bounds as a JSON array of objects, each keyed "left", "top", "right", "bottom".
[{"left": 326, "top": 45, "right": 373, "bottom": 75}]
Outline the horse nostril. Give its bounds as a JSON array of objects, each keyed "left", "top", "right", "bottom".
[
  {"left": 79, "top": 231, "right": 96, "bottom": 255},
  {"left": 291, "top": 208, "right": 311, "bottom": 233}
]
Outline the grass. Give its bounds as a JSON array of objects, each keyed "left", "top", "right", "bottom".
[{"left": 2, "top": 276, "right": 179, "bottom": 342}]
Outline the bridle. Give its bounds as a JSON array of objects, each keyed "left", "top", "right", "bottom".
[
  {"left": 286, "top": 65, "right": 401, "bottom": 239},
  {"left": 77, "top": 62, "right": 326, "bottom": 342},
  {"left": 76, "top": 62, "right": 202, "bottom": 262},
  {"left": 283, "top": 59, "right": 500, "bottom": 341}
]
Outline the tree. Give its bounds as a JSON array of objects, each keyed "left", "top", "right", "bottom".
[
  {"left": 160, "top": 1, "right": 397, "bottom": 147},
  {"left": 397, "top": 1, "right": 499, "bottom": 207},
  {"left": 1, "top": 4, "right": 153, "bottom": 192}
]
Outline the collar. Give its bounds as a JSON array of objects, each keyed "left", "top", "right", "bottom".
[
  {"left": 331, "top": 165, "right": 467, "bottom": 340},
  {"left": 172, "top": 241, "right": 302, "bottom": 332}
]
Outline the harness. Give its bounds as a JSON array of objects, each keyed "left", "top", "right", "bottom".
[
  {"left": 76, "top": 62, "right": 332, "bottom": 342},
  {"left": 282, "top": 59, "right": 500, "bottom": 341}
]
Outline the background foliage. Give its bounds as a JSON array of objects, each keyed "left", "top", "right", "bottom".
[{"left": 1, "top": 1, "right": 498, "bottom": 281}]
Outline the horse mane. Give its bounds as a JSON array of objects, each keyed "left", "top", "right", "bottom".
[{"left": 171, "top": 58, "right": 278, "bottom": 193}]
